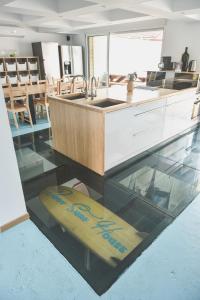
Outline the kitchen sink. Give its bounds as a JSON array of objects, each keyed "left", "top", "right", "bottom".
[
  {"left": 59, "top": 93, "right": 85, "bottom": 100},
  {"left": 90, "top": 98, "right": 125, "bottom": 108}
]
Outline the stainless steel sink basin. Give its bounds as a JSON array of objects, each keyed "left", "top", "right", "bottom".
[
  {"left": 59, "top": 93, "right": 85, "bottom": 100},
  {"left": 90, "top": 98, "right": 125, "bottom": 108}
]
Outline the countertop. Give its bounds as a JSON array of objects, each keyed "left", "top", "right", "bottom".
[{"left": 49, "top": 85, "right": 197, "bottom": 113}]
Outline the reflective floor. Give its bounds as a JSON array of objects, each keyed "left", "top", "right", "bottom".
[
  {"left": 13, "top": 124, "right": 200, "bottom": 295},
  {"left": 9, "top": 112, "right": 50, "bottom": 138}
]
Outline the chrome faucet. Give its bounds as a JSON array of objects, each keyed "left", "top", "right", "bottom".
[{"left": 90, "top": 76, "right": 97, "bottom": 100}]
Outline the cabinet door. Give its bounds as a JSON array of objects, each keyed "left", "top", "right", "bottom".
[
  {"left": 132, "top": 102, "right": 165, "bottom": 135},
  {"left": 105, "top": 104, "right": 165, "bottom": 171},
  {"left": 72, "top": 46, "right": 83, "bottom": 76},
  {"left": 164, "top": 95, "right": 196, "bottom": 138},
  {"left": 42, "top": 42, "right": 60, "bottom": 79},
  {"left": 131, "top": 105, "right": 165, "bottom": 151},
  {"left": 166, "top": 90, "right": 196, "bottom": 106},
  {"left": 105, "top": 108, "right": 135, "bottom": 170}
]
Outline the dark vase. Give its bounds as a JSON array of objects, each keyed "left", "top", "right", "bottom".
[{"left": 181, "top": 47, "right": 189, "bottom": 72}]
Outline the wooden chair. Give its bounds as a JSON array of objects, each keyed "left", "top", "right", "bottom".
[
  {"left": 50, "top": 77, "right": 59, "bottom": 95},
  {"left": 33, "top": 80, "right": 50, "bottom": 123},
  {"left": 71, "top": 76, "right": 86, "bottom": 93},
  {"left": 6, "top": 83, "right": 33, "bottom": 129},
  {"left": 59, "top": 77, "right": 72, "bottom": 95}
]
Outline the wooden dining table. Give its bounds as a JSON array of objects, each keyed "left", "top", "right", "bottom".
[
  {"left": 2, "top": 80, "right": 85, "bottom": 124},
  {"left": 3, "top": 82, "right": 54, "bottom": 124}
]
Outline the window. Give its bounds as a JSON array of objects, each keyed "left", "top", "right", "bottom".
[
  {"left": 109, "top": 29, "right": 163, "bottom": 78},
  {"left": 87, "top": 29, "right": 163, "bottom": 85}
]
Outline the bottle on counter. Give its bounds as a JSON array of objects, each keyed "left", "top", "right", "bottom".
[
  {"left": 127, "top": 72, "right": 137, "bottom": 93},
  {"left": 181, "top": 47, "right": 189, "bottom": 72}
]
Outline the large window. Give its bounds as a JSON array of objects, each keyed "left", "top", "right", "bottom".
[
  {"left": 87, "top": 29, "right": 163, "bottom": 84},
  {"left": 109, "top": 30, "right": 163, "bottom": 78}
]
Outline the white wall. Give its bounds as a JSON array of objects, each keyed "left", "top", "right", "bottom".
[
  {"left": 77, "top": 19, "right": 166, "bottom": 36},
  {"left": 72, "top": 34, "right": 86, "bottom": 47},
  {"left": 0, "top": 28, "right": 68, "bottom": 57},
  {"left": 0, "top": 85, "right": 27, "bottom": 227},
  {"left": 162, "top": 20, "right": 200, "bottom": 69}
]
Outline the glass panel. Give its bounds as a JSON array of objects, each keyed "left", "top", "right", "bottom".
[
  {"left": 27, "top": 176, "right": 170, "bottom": 295},
  {"left": 111, "top": 152, "right": 200, "bottom": 216},
  {"left": 14, "top": 125, "right": 200, "bottom": 295},
  {"left": 13, "top": 130, "right": 64, "bottom": 182},
  {"left": 109, "top": 30, "right": 163, "bottom": 83},
  {"left": 16, "top": 129, "right": 171, "bottom": 295},
  {"left": 153, "top": 128, "right": 200, "bottom": 170}
]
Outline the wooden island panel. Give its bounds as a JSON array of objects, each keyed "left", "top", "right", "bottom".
[{"left": 49, "top": 98, "right": 105, "bottom": 175}]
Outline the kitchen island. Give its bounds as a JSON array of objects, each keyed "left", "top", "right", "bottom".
[{"left": 49, "top": 85, "right": 199, "bottom": 175}]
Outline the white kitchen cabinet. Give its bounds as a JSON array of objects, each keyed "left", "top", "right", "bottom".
[
  {"left": 105, "top": 90, "right": 197, "bottom": 171},
  {"left": 133, "top": 99, "right": 165, "bottom": 115},
  {"left": 105, "top": 107, "right": 136, "bottom": 169},
  {"left": 164, "top": 91, "right": 196, "bottom": 138},
  {"left": 166, "top": 90, "right": 196, "bottom": 106},
  {"left": 105, "top": 101, "right": 166, "bottom": 170}
]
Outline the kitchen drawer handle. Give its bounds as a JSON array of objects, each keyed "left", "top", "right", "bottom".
[
  {"left": 132, "top": 129, "right": 146, "bottom": 136},
  {"left": 134, "top": 105, "right": 163, "bottom": 116}
]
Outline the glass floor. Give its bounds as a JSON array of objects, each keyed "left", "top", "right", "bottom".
[{"left": 13, "top": 124, "right": 200, "bottom": 295}]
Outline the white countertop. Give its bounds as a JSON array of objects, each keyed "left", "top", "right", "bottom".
[
  {"left": 49, "top": 85, "right": 197, "bottom": 113},
  {"left": 97, "top": 85, "right": 196, "bottom": 105}
]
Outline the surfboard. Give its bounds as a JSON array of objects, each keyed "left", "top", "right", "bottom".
[{"left": 39, "top": 185, "right": 143, "bottom": 267}]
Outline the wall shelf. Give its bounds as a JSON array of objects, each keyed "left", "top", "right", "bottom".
[{"left": 0, "top": 56, "right": 41, "bottom": 85}]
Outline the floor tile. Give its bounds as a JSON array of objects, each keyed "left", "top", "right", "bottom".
[{"left": 16, "top": 147, "right": 56, "bottom": 181}]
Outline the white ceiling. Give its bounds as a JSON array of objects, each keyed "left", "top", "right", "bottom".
[{"left": 0, "top": 0, "right": 200, "bottom": 34}]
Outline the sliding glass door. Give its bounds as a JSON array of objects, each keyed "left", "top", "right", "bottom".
[
  {"left": 109, "top": 30, "right": 163, "bottom": 79},
  {"left": 87, "top": 30, "right": 163, "bottom": 87},
  {"left": 87, "top": 35, "right": 109, "bottom": 87}
]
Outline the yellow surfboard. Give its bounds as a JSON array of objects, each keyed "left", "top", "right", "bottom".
[{"left": 39, "top": 186, "right": 143, "bottom": 267}]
